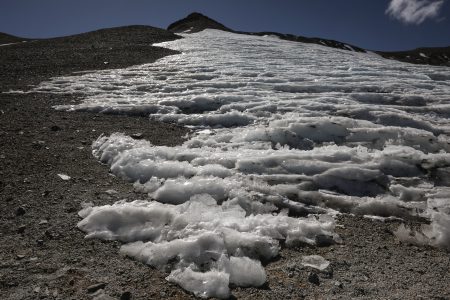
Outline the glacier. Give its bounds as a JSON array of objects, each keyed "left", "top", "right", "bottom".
[{"left": 32, "top": 29, "right": 450, "bottom": 297}]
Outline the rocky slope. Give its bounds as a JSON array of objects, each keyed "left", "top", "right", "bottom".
[{"left": 0, "top": 32, "right": 28, "bottom": 44}]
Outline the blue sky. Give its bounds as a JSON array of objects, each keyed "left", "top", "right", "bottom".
[{"left": 0, "top": 0, "right": 449, "bottom": 51}]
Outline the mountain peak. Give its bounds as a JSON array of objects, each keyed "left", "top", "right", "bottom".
[{"left": 167, "top": 12, "right": 232, "bottom": 33}]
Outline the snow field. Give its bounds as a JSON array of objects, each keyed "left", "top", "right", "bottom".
[
  {"left": 79, "top": 194, "right": 336, "bottom": 298},
  {"left": 31, "top": 30, "right": 450, "bottom": 296}
]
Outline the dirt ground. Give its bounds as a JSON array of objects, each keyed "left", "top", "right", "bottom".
[{"left": 1, "top": 26, "right": 449, "bottom": 300}]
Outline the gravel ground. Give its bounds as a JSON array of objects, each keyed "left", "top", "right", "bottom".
[{"left": 1, "top": 26, "right": 449, "bottom": 300}]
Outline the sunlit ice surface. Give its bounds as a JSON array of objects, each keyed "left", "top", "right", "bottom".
[{"left": 34, "top": 30, "right": 450, "bottom": 298}]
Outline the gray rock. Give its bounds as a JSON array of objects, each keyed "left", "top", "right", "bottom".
[
  {"left": 120, "top": 291, "right": 132, "bottom": 300},
  {"left": 15, "top": 207, "right": 26, "bottom": 216},
  {"left": 308, "top": 272, "right": 320, "bottom": 285},
  {"left": 131, "top": 133, "right": 144, "bottom": 139},
  {"left": 334, "top": 280, "right": 343, "bottom": 288},
  {"left": 315, "top": 234, "right": 334, "bottom": 247},
  {"left": 17, "top": 225, "right": 26, "bottom": 234},
  {"left": 87, "top": 283, "right": 107, "bottom": 294}
]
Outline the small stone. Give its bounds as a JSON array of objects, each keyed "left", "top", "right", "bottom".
[
  {"left": 57, "top": 174, "right": 71, "bottom": 181},
  {"left": 87, "top": 283, "right": 107, "bottom": 294},
  {"left": 334, "top": 280, "right": 343, "bottom": 288},
  {"left": 160, "top": 291, "right": 166, "bottom": 297},
  {"left": 308, "top": 272, "right": 320, "bottom": 285},
  {"left": 17, "top": 225, "right": 26, "bottom": 234},
  {"left": 131, "top": 133, "right": 144, "bottom": 140},
  {"left": 16, "top": 254, "right": 26, "bottom": 260},
  {"left": 32, "top": 140, "right": 45, "bottom": 149},
  {"left": 105, "top": 189, "right": 118, "bottom": 195},
  {"left": 39, "top": 220, "right": 48, "bottom": 225},
  {"left": 50, "top": 125, "right": 61, "bottom": 131},
  {"left": 15, "top": 207, "right": 26, "bottom": 216},
  {"left": 301, "top": 255, "right": 330, "bottom": 271},
  {"left": 120, "top": 291, "right": 132, "bottom": 300},
  {"left": 36, "top": 239, "right": 44, "bottom": 246},
  {"left": 315, "top": 234, "right": 334, "bottom": 247}
]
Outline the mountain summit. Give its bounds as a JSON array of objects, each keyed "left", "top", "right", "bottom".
[
  {"left": 168, "top": 12, "right": 232, "bottom": 33},
  {"left": 167, "top": 12, "right": 366, "bottom": 53},
  {"left": 167, "top": 12, "right": 449, "bottom": 66}
]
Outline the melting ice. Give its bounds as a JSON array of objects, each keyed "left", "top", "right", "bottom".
[{"left": 34, "top": 30, "right": 450, "bottom": 297}]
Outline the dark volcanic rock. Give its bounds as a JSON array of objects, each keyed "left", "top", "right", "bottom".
[
  {"left": 242, "top": 31, "right": 366, "bottom": 53},
  {"left": 377, "top": 46, "right": 450, "bottom": 67},
  {"left": 168, "top": 12, "right": 232, "bottom": 33}
]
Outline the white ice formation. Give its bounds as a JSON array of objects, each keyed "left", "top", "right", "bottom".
[
  {"left": 32, "top": 30, "right": 450, "bottom": 296},
  {"left": 301, "top": 255, "right": 330, "bottom": 271}
]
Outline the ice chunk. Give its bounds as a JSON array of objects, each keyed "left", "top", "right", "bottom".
[
  {"left": 166, "top": 267, "right": 230, "bottom": 299},
  {"left": 57, "top": 173, "right": 71, "bottom": 180},
  {"left": 395, "top": 212, "right": 450, "bottom": 250},
  {"left": 216, "top": 255, "right": 266, "bottom": 287},
  {"left": 301, "top": 255, "right": 330, "bottom": 270}
]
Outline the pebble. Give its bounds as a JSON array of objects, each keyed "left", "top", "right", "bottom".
[
  {"left": 17, "top": 225, "right": 26, "bottom": 234},
  {"left": 57, "top": 173, "right": 71, "bottom": 181},
  {"left": 87, "top": 282, "right": 107, "bottom": 294},
  {"left": 308, "top": 272, "right": 320, "bottom": 285},
  {"left": 120, "top": 291, "right": 132, "bottom": 300},
  {"left": 315, "top": 234, "right": 334, "bottom": 247},
  {"left": 15, "top": 207, "right": 26, "bottom": 216},
  {"left": 32, "top": 140, "right": 46, "bottom": 149},
  {"left": 334, "top": 280, "right": 343, "bottom": 288},
  {"left": 131, "top": 133, "right": 144, "bottom": 139},
  {"left": 105, "top": 189, "right": 118, "bottom": 195}
]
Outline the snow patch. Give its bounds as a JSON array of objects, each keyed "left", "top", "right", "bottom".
[{"left": 28, "top": 29, "right": 450, "bottom": 295}]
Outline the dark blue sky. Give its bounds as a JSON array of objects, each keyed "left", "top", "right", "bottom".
[{"left": 1, "top": 0, "right": 449, "bottom": 51}]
